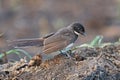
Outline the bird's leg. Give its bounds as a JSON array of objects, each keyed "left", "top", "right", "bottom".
[
  {"left": 59, "top": 43, "right": 74, "bottom": 58},
  {"left": 59, "top": 50, "right": 72, "bottom": 59},
  {"left": 59, "top": 50, "right": 66, "bottom": 55},
  {"left": 65, "top": 50, "right": 72, "bottom": 58}
]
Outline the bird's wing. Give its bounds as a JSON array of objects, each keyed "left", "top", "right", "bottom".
[
  {"left": 43, "top": 32, "right": 55, "bottom": 39},
  {"left": 43, "top": 40, "right": 68, "bottom": 54},
  {"left": 43, "top": 29, "right": 73, "bottom": 54}
]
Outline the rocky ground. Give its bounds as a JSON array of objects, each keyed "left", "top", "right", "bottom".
[{"left": 0, "top": 44, "right": 120, "bottom": 80}]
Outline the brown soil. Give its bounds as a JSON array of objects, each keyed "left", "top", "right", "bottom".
[{"left": 0, "top": 45, "right": 120, "bottom": 80}]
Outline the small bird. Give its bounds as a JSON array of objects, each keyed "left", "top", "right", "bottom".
[{"left": 9, "top": 22, "right": 86, "bottom": 54}]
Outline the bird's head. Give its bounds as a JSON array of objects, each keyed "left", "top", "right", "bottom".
[{"left": 71, "top": 22, "right": 86, "bottom": 36}]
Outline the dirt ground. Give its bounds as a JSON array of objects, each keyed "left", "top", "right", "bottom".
[{"left": 0, "top": 44, "right": 120, "bottom": 80}]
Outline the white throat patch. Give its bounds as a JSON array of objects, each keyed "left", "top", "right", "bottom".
[{"left": 74, "top": 31, "right": 80, "bottom": 35}]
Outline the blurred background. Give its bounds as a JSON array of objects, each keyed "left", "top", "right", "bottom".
[{"left": 0, "top": 0, "right": 120, "bottom": 61}]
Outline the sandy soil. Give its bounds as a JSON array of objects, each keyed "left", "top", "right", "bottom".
[{"left": 0, "top": 44, "right": 120, "bottom": 80}]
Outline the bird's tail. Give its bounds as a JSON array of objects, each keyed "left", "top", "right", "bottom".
[{"left": 8, "top": 38, "right": 44, "bottom": 48}]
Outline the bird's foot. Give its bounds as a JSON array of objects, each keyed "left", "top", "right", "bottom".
[{"left": 60, "top": 50, "right": 72, "bottom": 59}]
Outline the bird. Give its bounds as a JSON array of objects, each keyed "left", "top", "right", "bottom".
[{"left": 8, "top": 22, "right": 86, "bottom": 55}]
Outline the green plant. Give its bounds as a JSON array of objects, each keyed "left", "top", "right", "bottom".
[
  {"left": 0, "top": 49, "right": 32, "bottom": 59},
  {"left": 78, "top": 35, "right": 104, "bottom": 48},
  {"left": 73, "top": 36, "right": 120, "bottom": 51}
]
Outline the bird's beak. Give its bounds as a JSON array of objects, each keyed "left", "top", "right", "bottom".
[{"left": 82, "top": 32, "right": 86, "bottom": 36}]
